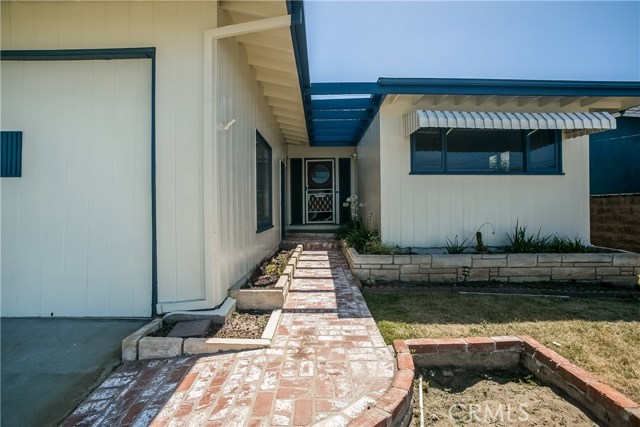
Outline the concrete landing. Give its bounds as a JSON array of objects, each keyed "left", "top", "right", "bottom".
[{"left": 1, "top": 318, "right": 148, "bottom": 427}]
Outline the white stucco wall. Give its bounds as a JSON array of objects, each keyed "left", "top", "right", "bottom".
[
  {"left": 1, "top": 1, "right": 289, "bottom": 314},
  {"left": 377, "top": 97, "right": 591, "bottom": 248}
]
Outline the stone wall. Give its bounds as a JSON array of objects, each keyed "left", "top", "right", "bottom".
[
  {"left": 591, "top": 194, "right": 640, "bottom": 253},
  {"left": 343, "top": 247, "right": 640, "bottom": 287}
]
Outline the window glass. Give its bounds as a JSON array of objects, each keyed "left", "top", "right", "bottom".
[
  {"left": 446, "top": 129, "right": 524, "bottom": 172},
  {"left": 530, "top": 130, "right": 558, "bottom": 170},
  {"left": 412, "top": 129, "right": 443, "bottom": 171},
  {"left": 256, "top": 132, "right": 272, "bottom": 231}
]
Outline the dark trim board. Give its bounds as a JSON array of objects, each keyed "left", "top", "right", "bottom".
[{"left": 1, "top": 47, "right": 158, "bottom": 317}]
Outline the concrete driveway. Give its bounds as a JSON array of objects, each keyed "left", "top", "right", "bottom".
[{"left": 1, "top": 318, "right": 148, "bottom": 427}]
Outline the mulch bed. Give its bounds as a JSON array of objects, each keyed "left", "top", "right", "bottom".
[
  {"left": 364, "top": 280, "right": 640, "bottom": 299},
  {"left": 149, "top": 310, "right": 271, "bottom": 339},
  {"left": 247, "top": 250, "right": 293, "bottom": 289},
  {"left": 205, "top": 311, "right": 270, "bottom": 339}
]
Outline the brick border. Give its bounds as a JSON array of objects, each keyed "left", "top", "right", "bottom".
[
  {"left": 386, "top": 336, "right": 640, "bottom": 427},
  {"left": 348, "top": 341, "right": 415, "bottom": 427}
]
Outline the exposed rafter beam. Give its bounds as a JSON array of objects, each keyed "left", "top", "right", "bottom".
[
  {"left": 309, "top": 98, "right": 376, "bottom": 110},
  {"left": 255, "top": 69, "right": 299, "bottom": 88},
  {"left": 496, "top": 96, "right": 514, "bottom": 107},
  {"left": 237, "top": 33, "right": 293, "bottom": 53},
  {"left": 411, "top": 95, "right": 425, "bottom": 105},
  {"left": 262, "top": 84, "right": 300, "bottom": 101},
  {"left": 474, "top": 95, "right": 494, "bottom": 106},
  {"left": 268, "top": 97, "right": 302, "bottom": 111},
  {"left": 390, "top": 94, "right": 401, "bottom": 105},
  {"left": 434, "top": 95, "right": 449, "bottom": 106},
  {"left": 312, "top": 110, "right": 369, "bottom": 120},
  {"left": 580, "top": 97, "right": 606, "bottom": 107},
  {"left": 247, "top": 55, "right": 295, "bottom": 74},
  {"left": 277, "top": 117, "right": 307, "bottom": 128},
  {"left": 538, "top": 96, "right": 563, "bottom": 107},
  {"left": 205, "top": 14, "right": 294, "bottom": 40},
  {"left": 272, "top": 107, "right": 305, "bottom": 120},
  {"left": 559, "top": 96, "right": 587, "bottom": 107},
  {"left": 518, "top": 96, "right": 539, "bottom": 107},
  {"left": 220, "top": 1, "right": 278, "bottom": 19},
  {"left": 453, "top": 95, "right": 470, "bottom": 107}
]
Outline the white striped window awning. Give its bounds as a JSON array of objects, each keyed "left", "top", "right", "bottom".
[{"left": 403, "top": 110, "right": 616, "bottom": 139}]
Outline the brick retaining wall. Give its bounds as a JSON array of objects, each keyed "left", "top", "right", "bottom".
[
  {"left": 591, "top": 194, "right": 640, "bottom": 253},
  {"left": 394, "top": 336, "right": 640, "bottom": 427},
  {"left": 343, "top": 247, "right": 640, "bottom": 287}
]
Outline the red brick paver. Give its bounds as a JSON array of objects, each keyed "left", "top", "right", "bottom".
[{"left": 62, "top": 250, "right": 395, "bottom": 426}]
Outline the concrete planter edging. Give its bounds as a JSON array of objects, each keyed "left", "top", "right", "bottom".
[
  {"left": 342, "top": 245, "right": 640, "bottom": 287},
  {"left": 230, "top": 244, "right": 303, "bottom": 310},
  {"left": 122, "top": 308, "right": 283, "bottom": 361}
]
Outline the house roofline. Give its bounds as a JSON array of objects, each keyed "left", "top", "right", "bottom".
[{"left": 288, "top": 0, "right": 640, "bottom": 146}]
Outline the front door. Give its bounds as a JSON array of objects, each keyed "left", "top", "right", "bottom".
[{"left": 305, "top": 159, "right": 335, "bottom": 224}]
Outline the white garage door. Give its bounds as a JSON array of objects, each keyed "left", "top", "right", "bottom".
[{"left": 1, "top": 59, "right": 152, "bottom": 317}]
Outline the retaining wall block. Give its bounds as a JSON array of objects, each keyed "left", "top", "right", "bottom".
[
  {"left": 369, "top": 270, "right": 400, "bottom": 281},
  {"left": 537, "top": 254, "right": 563, "bottom": 263},
  {"left": 551, "top": 267, "right": 596, "bottom": 280},
  {"left": 138, "top": 337, "right": 183, "bottom": 360},
  {"left": 393, "top": 255, "right": 411, "bottom": 265},
  {"left": 431, "top": 255, "right": 472, "bottom": 268},
  {"left": 613, "top": 253, "right": 640, "bottom": 267},
  {"left": 472, "top": 258, "right": 507, "bottom": 268},
  {"left": 410, "top": 255, "right": 432, "bottom": 265},
  {"left": 563, "top": 254, "right": 612, "bottom": 263},
  {"left": 507, "top": 254, "right": 538, "bottom": 267},
  {"left": 399, "top": 264, "right": 419, "bottom": 274},
  {"left": 499, "top": 267, "right": 551, "bottom": 277}
]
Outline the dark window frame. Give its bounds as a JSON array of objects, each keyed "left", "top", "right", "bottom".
[
  {"left": 410, "top": 128, "right": 563, "bottom": 175},
  {"left": 256, "top": 130, "right": 273, "bottom": 233}
]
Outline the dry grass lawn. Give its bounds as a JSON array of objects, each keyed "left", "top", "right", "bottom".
[{"left": 363, "top": 291, "right": 640, "bottom": 402}]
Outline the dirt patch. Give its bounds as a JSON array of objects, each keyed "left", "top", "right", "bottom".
[
  {"left": 247, "top": 250, "right": 293, "bottom": 288},
  {"left": 149, "top": 311, "right": 271, "bottom": 339},
  {"left": 411, "top": 368, "right": 602, "bottom": 426}
]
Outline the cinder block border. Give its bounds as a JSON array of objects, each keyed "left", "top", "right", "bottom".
[
  {"left": 231, "top": 244, "right": 303, "bottom": 310},
  {"left": 122, "top": 308, "right": 282, "bottom": 361},
  {"left": 388, "top": 336, "right": 640, "bottom": 427}
]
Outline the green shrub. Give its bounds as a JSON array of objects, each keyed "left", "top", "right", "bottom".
[
  {"left": 364, "top": 236, "right": 397, "bottom": 255},
  {"left": 263, "top": 250, "right": 291, "bottom": 277},
  {"left": 505, "top": 221, "right": 550, "bottom": 253},
  {"left": 548, "top": 235, "right": 586, "bottom": 253},
  {"left": 444, "top": 234, "right": 472, "bottom": 254}
]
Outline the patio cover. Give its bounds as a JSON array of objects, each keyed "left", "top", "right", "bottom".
[{"left": 403, "top": 110, "right": 616, "bottom": 139}]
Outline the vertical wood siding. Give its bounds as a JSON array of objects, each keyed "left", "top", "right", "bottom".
[
  {"left": 1, "top": 2, "right": 287, "bottom": 313},
  {"left": 378, "top": 99, "right": 591, "bottom": 248},
  {"left": 1, "top": 59, "right": 152, "bottom": 317},
  {"left": 356, "top": 114, "right": 382, "bottom": 231},
  {"left": 212, "top": 34, "right": 286, "bottom": 303}
]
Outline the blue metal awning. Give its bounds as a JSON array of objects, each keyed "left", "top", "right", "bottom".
[{"left": 404, "top": 110, "right": 617, "bottom": 139}]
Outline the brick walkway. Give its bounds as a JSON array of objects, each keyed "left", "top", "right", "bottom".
[{"left": 62, "top": 250, "right": 395, "bottom": 426}]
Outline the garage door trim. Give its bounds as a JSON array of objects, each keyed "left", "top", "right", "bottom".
[{"left": 1, "top": 47, "right": 158, "bottom": 316}]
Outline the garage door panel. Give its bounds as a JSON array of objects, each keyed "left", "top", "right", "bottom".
[{"left": 1, "top": 59, "right": 152, "bottom": 317}]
